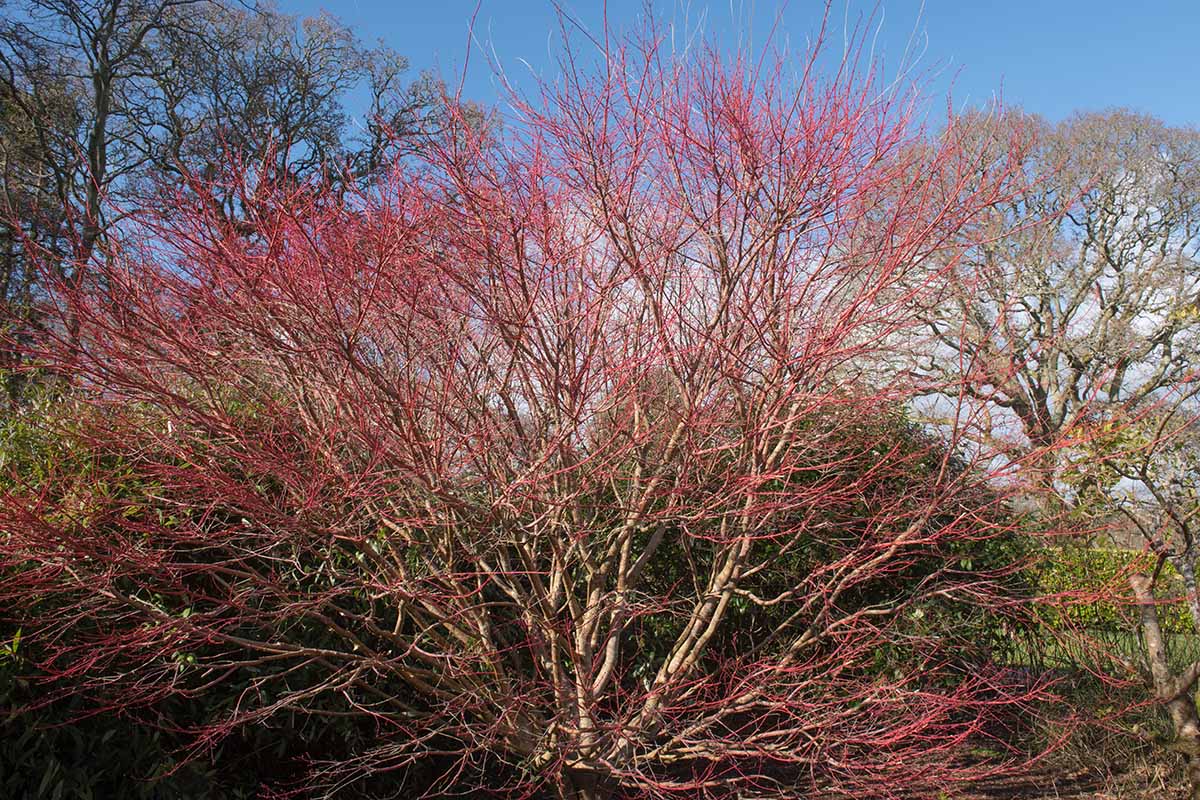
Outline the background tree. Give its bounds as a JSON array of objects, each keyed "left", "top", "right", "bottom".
[
  {"left": 0, "top": 0, "right": 448, "bottom": 300},
  {"left": 915, "top": 109, "right": 1200, "bottom": 466},
  {"left": 0, "top": 77, "right": 77, "bottom": 402},
  {"left": 914, "top": 108, "right": 1200, "bottom": 794},
  {"left": 131, "top": 2, "right": 457, "bottom": 227},
  {"left": 0, "top": 0, "right": 209, "bottom": 268}
]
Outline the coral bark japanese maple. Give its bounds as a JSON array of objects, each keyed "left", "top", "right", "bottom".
[{"left": 3, "top": 19, "right": 1055, "bottom": 800}]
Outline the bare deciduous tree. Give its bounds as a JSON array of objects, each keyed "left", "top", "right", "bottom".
[
  {"left": 916, "top": 108, "right": 1200, "bottom": 795},
  {"left": 0, "top": 0, "right": 447, "bottom": 284},
  {"left": 1, "top": 20, "right": 1061, "bottom": 800},
  {"left": 917, "top": 109, "right": 1200, "bottom": 461}
]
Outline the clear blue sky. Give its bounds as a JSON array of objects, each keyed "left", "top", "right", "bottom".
[{"left": 282, "top": 0, "right": 1200, "bottom": 128}]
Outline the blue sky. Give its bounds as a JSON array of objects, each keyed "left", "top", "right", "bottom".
[{"left": 282, "top": 0, "right": 1200, "bottom": 127}]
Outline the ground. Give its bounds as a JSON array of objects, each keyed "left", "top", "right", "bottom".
[{"left": 964, "top": 762, "right": 1180, "bottom": 799}]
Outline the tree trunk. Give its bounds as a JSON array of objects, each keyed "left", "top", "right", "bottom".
[
  {"left": 558, "top": 768, "right": 614, "bottom": 800},
  {"left": 1131, "top": 572, "right": 1200, "bottom": 799}
]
